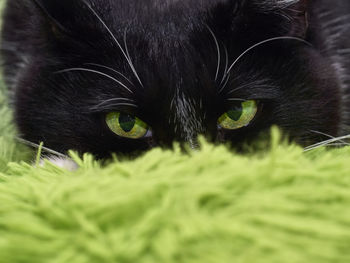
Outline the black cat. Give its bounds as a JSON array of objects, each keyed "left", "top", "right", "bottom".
[{"left": 1, "top": 0, "right": 350, "bottom": 158}]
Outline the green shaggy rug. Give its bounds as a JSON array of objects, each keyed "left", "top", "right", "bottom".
[{"left": 2, "top": 79, "right": 350, "bottom": 263}]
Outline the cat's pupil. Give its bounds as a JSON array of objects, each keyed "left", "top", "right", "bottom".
[
  {"left": 227, "top": 104, "right": 243, "bottom": 121},
  {"left": 119, "top": 113, "right": 135, "bottom": 132}
]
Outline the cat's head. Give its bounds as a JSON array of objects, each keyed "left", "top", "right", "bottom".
[{"left": 9, "top": 0, "right": 341, "bottom": 157}]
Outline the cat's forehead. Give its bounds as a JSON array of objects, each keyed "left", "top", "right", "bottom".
[
  {"left": 106, "top": 0, "right": 237, "bottom": 53},
  {"left": 107, "top": 0, "right": 232, "bottom": 30},
  {"left": 39, "top": 0, "right": 299, "bottom": 45}
]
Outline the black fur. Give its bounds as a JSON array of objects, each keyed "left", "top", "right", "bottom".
[{"left": 1, "top": 0, "right": 350, "bottom": 157}]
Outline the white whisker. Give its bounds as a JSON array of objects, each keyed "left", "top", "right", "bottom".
[
  {"left": 124, "top": 29, "right": 143, "bottom": 87},
  {"left": 225, "top": 36, "right": 312, "bottom": 78},
  {"left": 221, "top": 45, "right": 229, "bottom": 84},
  {"left": 227, "top": 98, "right": 246, "bottom": 102},
  {"left": 15, "top": 137, "right": 68, "bottom": 158},
  {"left": 90, "top": 103, "right": 138, "bottom": 111},
  {"left": 309, "top": 129, "right": 349, "bottom": 144},
  {"left": 55, "top": 68, "right": 133, "bottom": 94},
  {"left": 227, "top": 78, "right": 277, "bottom": 95},
  {"left": 94, "top": 98, "right": 135, "bottom": 104},
  {"left": 304, "top": 134, "right": 350, "bottom": 152},
  {"left": 84, "top": 63, "right": 135, "bottom": 86},
  {"left": 123, "top": 30, "right": 144, "bottom": 87},
  {"left": 219, "top": 74, "right": 231, "bottom": 94},
  {"left": 90, "top": 98, "right": 137, "bottom": 111},
  {"left": 206, "top": 25, "right": 221, "bottom": 81},
  {"left": 326, "top": 143, "right": 350, "bottom": 147},
  {"left": 83, "top": 1, "right": 144, "bottom": 87}
]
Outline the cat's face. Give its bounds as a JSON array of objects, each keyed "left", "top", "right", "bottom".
[{"left": 9, "top": 0, "right": 341, "bottom": 157}]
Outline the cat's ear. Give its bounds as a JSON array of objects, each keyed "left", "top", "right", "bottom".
[{"left": 285, "top": 0, "right": 309, "bottom": 37}]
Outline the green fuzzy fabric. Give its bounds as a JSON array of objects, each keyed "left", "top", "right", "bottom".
[{"left": 2, "top": 79, "right": 350, "bottom": 263}]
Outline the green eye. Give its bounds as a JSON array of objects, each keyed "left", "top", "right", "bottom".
[
  {"left": 218, "top": 100, "right": 258, "bottom": 130},
  {"left": 106, "top": 112, "right": 149, "bottom": 139}
]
